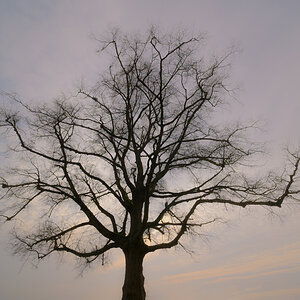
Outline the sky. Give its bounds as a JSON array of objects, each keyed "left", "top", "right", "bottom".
[{"left": 0, "top": 0, "right": 300, "bottom": 299}]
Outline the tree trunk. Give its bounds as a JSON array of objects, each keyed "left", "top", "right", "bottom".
[{"left": 122, "top": 246, "right": 146, "bottom": 300}]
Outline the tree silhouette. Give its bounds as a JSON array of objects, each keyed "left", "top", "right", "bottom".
[{"left": 1, "top": 29, "right": 299, "bottom": 300}]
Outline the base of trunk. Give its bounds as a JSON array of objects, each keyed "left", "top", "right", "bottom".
[{"left": 122, "top": 247, "right": 146, "bottom": 300}]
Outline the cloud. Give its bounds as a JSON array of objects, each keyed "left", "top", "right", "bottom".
[
  {"left": 165, "top": 242, "right": 300, "bottom": 284},
  {"left": 240, "top": 287, "right": 300, "bottom": 300}
]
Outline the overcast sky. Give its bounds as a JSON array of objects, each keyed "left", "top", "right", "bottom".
[{"left": 0, "top": 1, "right": 300, "bottom": 299}]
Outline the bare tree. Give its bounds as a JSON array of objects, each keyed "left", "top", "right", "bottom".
[{"left": 0, "top": 29, "right": 299, "bottom": 300}]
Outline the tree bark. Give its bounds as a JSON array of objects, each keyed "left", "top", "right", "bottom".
[{"left": 122, "top": 246, "right": 146, "bottom": 300}]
